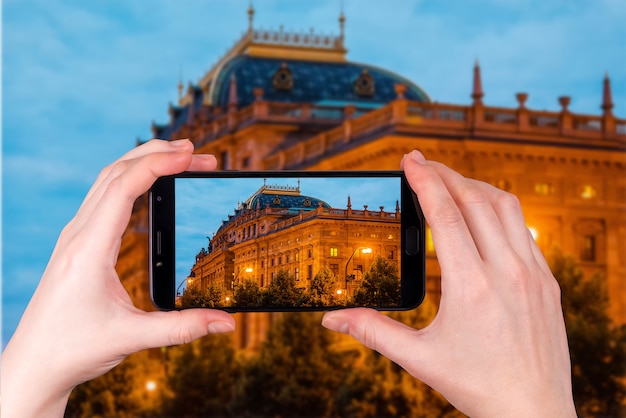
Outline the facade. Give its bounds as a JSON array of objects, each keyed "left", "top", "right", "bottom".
[
  {"left": 186, "top": 181, "right": 401, "bottom": 304},
  {"left": 116, "top": 7, "right": 626, "bottom": 348}
]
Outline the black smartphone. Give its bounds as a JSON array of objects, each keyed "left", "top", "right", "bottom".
[{"left": 149, "top": 171, "right": 425, "bottom": 312}]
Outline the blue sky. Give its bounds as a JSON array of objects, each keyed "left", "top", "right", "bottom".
[{"left": 2, "top": 0, "right": 625, "bottom": 347}]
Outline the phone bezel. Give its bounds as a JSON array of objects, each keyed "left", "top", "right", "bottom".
[{"left": 150, "top": 170, "right": 425, "bottom": 312}]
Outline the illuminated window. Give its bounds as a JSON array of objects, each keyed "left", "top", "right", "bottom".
[
  {"left": 387, "top": 234, "right": 394, "bottom": 240},
  {"left": 330, "top": 247, "right": 338, "bottom": 257},
  {"left": 426, "top": 227, "right": 436, "bottom": 253},
  {"left": 295, "top": 267, "right": 299, "bottom": 281},
  {"left": 580, "top": 185, "right": 597, "bottom": 200},
  {"left": 534, "top": 182, "right": 553, "bottom": 196}
]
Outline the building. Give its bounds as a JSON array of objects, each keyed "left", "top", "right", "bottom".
[
  {"left": 116, "top": 6, "right": 626, "bottom": 346},
  {"left": 184, "top": 180, "right": 401, "bottom": 307}
]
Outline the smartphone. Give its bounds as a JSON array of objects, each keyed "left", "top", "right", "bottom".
[{"left": 149, "top": 171, "right": 425, "bottom": 312}]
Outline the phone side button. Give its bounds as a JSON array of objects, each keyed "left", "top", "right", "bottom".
[{"left": 405, "top": 226, "right": 419, "bottom": 256}]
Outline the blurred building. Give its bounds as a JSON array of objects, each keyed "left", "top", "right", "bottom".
[{"left": 117, "top": 6, "right": 626, "bottom": 348}]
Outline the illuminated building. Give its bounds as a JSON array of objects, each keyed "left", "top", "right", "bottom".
[
  {"left": 117, "top": 6, "right": 626, "bottom": 344},
  {"left": 186, "top": 181, "right": 400, "bottom": 302}
]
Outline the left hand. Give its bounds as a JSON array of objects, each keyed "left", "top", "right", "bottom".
[{"left": 2, "top": 139, "right": 236, "bottom": 418}]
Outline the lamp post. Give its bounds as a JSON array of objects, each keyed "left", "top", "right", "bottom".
[
  {"left": 232, "top": 266, "right": 253, "bottom": 290},
  {"left": 344, "top": 246, "right": 372, "bottom": 295},
  {"left": 176, "top": 276, "right": 194, "bottom": 298}
]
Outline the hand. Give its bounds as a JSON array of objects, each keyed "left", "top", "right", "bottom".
[
  {"left": 1, "top": 139, "right": 236, "bottom": 417},
  {"left": 322, "top": 150, "right": 576, "bottom": 417}
]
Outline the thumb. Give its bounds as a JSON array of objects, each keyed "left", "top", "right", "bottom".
[
  {"left": 322, "top": 308, "right": 428, "bottom": 372},
  {"left": 125, "top": 309, "right": 236, "bottom": 352}
]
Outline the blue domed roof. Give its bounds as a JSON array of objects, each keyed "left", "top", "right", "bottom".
[
  {"left": 210, "top": 55, "right": 430, "bottom": 109},
  {"left": 247, "top": 190, "right": 331, "bottom": 212}
]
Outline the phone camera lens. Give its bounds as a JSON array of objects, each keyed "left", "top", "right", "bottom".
[{"left": 156, "top": 196, "right": 162, "bottom": 202}]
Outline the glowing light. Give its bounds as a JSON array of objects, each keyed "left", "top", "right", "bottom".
[
  {"left": 146, "top": 380, "right": 157, "bottom": 392},
  {"left": 528, "top": 227, "right": 538, "bottom": 241},
  {"left": 361, "top": 247, "right": 372, "bottom": 254},
  {"left": 244, "top": 267, "right": 253, "bottom": 273},
  {"left": 336, "top": 289, "right": 343, "bottom": 295}
]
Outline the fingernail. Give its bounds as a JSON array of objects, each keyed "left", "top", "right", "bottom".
[
  {"left": 170, "top": 139, "right": 190, "bottom": 147},
  {"left": 208, "top": 320, "right": 235, "bottom": 334},
  {"left": 410, "top": 150, "right": 427, "bottom": 165},
  {"left": 321, "top": 316, "right": 350, "bottom": 334}
]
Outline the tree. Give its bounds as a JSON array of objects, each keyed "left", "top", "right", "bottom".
[
  {"left": 309, "top": 266, "right": 341, "bottom": 307},
  {"left": 65, "top": 351, "right": 159, "bottom": 418},
  {"left": 159, "top": 334, "right": 238, "bottom": 418},
  {"left": 352, "top": 254, "right": 401, "bottom": 307},
  {"left": 233, "top": 279, "right": 264, "bottom": 307},
  {"left": 262, "top": 269, "right": 310, "bottom": 307},
  {"left": 180, "top": 283, "right": 223, "bottom": 308},
  {"left": 548, "top": 249, "right": 626, "bottom": 417},
  {"left": 230, "top": 312, "right": 348, "bottom": 417}
]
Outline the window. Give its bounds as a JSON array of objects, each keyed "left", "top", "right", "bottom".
[
  {"left": 307, "top": 265, "right": 313, "bottom": 280},
  {"left": 295, "top": 252, "right": 299, "bottom": 262},
  {"left": 580, "top": 185, "right": 597, "bottom": 200},
  {"left": 581, "top": 235, "right": 596, "bottom": 262},
  {"left": 261, "top": 260, "right": 265, "bottom": 268},
  {"left": 534, "top": 182, "right": 553, "bottom": 196},
  {"left": 426, "top": 227, "right": 436, "bottom": 253},
  {"left": 308, "top": 248, "right": 313, "bottom": 258},
  {"left": 330, "top": 247, "right": 338, "bottom": 257},
  {"left": 242, "top": 156, "right": 251, "bottom": 168},
  {"left": 295, "top": 267, "right": 300, "bottom": 281}
]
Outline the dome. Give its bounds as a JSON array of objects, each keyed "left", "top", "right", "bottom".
[
  {"left": 246, "top": 188, "right": 332, "bottom": 213},
  {"left": 209, "top": 55, "right": 430, "bottom": 109}
]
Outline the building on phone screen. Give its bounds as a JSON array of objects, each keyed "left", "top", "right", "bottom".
[
  {"left": 116, "top": 5, "right": 626, "bottom": 352},
  {"left": 181, "top": 180, "right": 401, "bottom": 309}
]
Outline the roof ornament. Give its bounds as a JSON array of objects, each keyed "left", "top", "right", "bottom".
[
  {"left": 471, "top": 59, "right": 484, "bottom": 105},
  {"left": 247, "top": 1, "right": 255, "bottom": 33},
  {"left": 339, "top": 0, "right": 346, "bottom": 43},
  {"left": 177, "top": 65, "right": 184, "bottom": 101},
  {"left": 273, "top": 62, "right": 294, "bottom": 91},
  {"left": 354, "top": 68, "right": 375, "bottom": 97},
  {"left": 602, "top": 72, "right": 614, "bottom": 116}
]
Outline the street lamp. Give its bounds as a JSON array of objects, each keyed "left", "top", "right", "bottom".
[
  {"left": 344, "top": 246, "right": 372, "bottom": 294},
  {"left": 176, "top": 276, "right": 194, "bottom": 298},
  {"left": 232, "top": 266, "right": 254, "bottom": 289}
]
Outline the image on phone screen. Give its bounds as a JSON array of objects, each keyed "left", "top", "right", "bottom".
[{"left": 171, "top": 175, "right": 413, "bottom": 310}]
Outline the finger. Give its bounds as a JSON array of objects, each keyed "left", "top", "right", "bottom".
[
  {"left": 82, "top": 139, "right": 192, "bottom": 205},
  {"left": 469, "top": 180, "right": 537, "bottom": 263},
  {"left": 123, "top": 309, "right": 236, "bottom": 353},
  {"left": 322, "top": 309, "right": 431, "bottom": 379},
  {"left": 426, "top": 162, "right": 518, "bottom": 264},
  {"left": 188, "top": 154, "right": 218, "bottom": 171},
  {"left": 402, "top": 151, "right": 482, "bottom": 283},
  {"left": 75, "top": 149, "right": 197, "bottom": 256}
]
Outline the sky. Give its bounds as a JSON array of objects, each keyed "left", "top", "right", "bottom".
[
  {"left": 174, "top": 176, "right": 400, "bottom": 287},
  {"left": 2, "top": 0, "right": 625, "bottom": 347}
]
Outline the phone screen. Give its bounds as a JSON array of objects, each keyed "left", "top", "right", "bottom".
[{"left": 151, "top": 171, "right": 425, "bottom": 311}]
